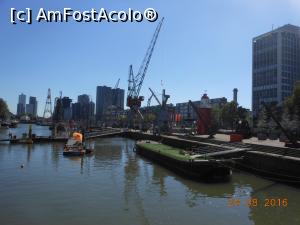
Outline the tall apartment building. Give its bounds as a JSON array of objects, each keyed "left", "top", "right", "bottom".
[
  {"left": 78, "top": 94, "right": 91, "bottom": 120},
  {"left": 96, "top": 86, "right": 112, "bottom": 120},
  {"left": 26, "top": 96, "right": 38, "bottom": 117},
  {"left": 112, "top": 88, "right": 125, "bottom": 110},
  {"left": 96, "top": 86, "right": 125, "bottom": 121},
  {"left": 252, "top": 24, "right": 300, "bottom": 117},
  {"left": 61, "top": 97, "right": 72, "bottom": 121},
  {"left": 72, "top": 102, "right": 80, "bottom": 121},
  {"left": 17, "top": 93, "right": 26, "bottom": 116},
  {"left": 71, "top": 95, "right": 94, "bottom": 121}
]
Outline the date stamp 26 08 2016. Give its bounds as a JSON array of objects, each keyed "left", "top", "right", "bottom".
[{"left": 227, "top": 198, "right": 288, "bottom": 208}]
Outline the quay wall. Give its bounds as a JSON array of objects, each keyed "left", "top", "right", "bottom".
[
  {"left": 123, "top": 132, "right": 300, "bottom": 184},
  {"left": 122, "top": 132, "right": 246, "bottom": 158},
  {"left": 123, "top": 132, "right": 213, "bottom": 149},
  {"left": 240, "top": 151, "right": 300, "bottom": 179}
]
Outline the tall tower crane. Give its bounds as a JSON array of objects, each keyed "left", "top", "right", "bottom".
[
  {"left": 126, "top": 18, "right": 164, "bottom": 119},
  {"left": 43, "top": 88, "right": 53, "bottom": 119},
  {"left": 114, "top": 78, "right": 120, "bottom": 89}
]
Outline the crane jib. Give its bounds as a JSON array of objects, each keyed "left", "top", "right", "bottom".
[{"left": 127, "top": 17, "right": 164, "bottom": 109}]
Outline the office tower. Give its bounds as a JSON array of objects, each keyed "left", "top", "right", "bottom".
[
  {"left": 53, "top": 97, "right": 64, "bottom": 122},
  {"left": 72, "top": 103, "right": 80, "bottom": 121},
  {"left": 61, "top": 97, "right": 72, "bottom": 121},
  {"left": 96, "top": 86, "right": 112, "bottom": 120},
  {"left": 77, "top": 94, "right": 90, "bottom": 121},
  {"left": 233, "top": 88, "right": 238, "bottom": 104},
  {"left": 96, "top": 86, "right": 125, "bottom": 121},
  {"left": 26, "top": 104, "right": 33, "bottom": 116},
  {"left": 17, "top": 93, "right": 26, "bottom": 116},
  {"left": 89, "top": 101, "right": 95, "bottom": 117},
  {"left": 252, "top": 24, "right": 300, "bottom": 117},
  {"left": 112, "top": 88, "right": 125, "bottom": 110},
  {"left": 27, "top": 96, "right": 38, "bottom": 117}
]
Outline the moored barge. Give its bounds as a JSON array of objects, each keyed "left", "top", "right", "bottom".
[{"left": 135, "top": 141, "right": 232, "bottom": 181}]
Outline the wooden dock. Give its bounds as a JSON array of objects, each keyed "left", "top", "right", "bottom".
[
  {"left": 0, "top": 139, "right": 10, "bottom": 142},
  {"left": 0, "top": 128, "right": 124, "bottom": 144}
]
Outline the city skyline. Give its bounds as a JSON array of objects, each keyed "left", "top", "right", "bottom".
[{"left": 1, "top": 0, "right": 300, "bottom": 116}]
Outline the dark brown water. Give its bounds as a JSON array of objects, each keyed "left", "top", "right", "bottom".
[{"left": 0, "top": 125, "right": 299, "bottom": 225}]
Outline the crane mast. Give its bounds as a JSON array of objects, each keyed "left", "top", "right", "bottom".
[{"left": 126, "top": 18, "right": 164, "bottom": 112}]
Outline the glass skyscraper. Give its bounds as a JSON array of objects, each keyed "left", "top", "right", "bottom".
[{"left": 252, "top": 24, "right": 300, "bottom": 117}]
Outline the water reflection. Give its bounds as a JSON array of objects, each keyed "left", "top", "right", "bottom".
[
  {"left": 0, "top": 123, "right": 51, "bottom": 140},
  {"left": 26, "top": 144, "right": 34, "bottom": 163},
  {"left": 94, "top": 139, "right": 123, "bottom": 168},
  {"left": 122, "top": 139, "right": 150, "bottom": 225},
  {"left": 0, "top": 136, "right": 299, "bottom": 225},
  {"left": 51, "top": 143, "right": 62, "bottom": 169},
  {"left": 55, "top": 144, "right": 94, "bottom": 175},
  {"left": 248, "top": 182, "right": 300, "bottom": 225},
  {"left": 150, "top": 162, "right": 168, "bottom": 196}
]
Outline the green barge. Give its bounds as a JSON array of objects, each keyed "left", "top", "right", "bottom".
[{"left": 135, "top": 141, "right": 232, "bottom": 181}]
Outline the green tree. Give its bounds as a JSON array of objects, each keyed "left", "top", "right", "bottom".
[
  {"left": 143, "top": 113, "right": 156, "bottom": 124},
  {"left": 284, "top": 96, "right": 294, "bottom": 119},
  {"left": 211, "top": 105, "right": 222, "bottom": 128},
  {"left": 281, "top": 108, "right": 299, "bottom": 131},
  {"left": 237, "top": 106, "right": 248, "bottom": 120},
  {"left": 293, "top": 81, "right": 300, "bottom": 119},
  {"left": 257, "top": 108, "right": 269, "bottom": 130},
  {"left": 220, "top": 101, "right": 238, "bottom": 130},
  {"left": 257, "top": 101, "right": 281, "bottom": 133},
  {"left": 0, "top": 98, "right": 9, "bottom": 120},
  {"left": 282, "top": 81, "right": 300, "bottom": 136}
]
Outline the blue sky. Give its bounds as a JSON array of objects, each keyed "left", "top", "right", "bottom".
[{"left": 1, "top": 0, "right": 300, "bottom": 116}]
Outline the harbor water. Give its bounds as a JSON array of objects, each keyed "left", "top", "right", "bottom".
[{"left": 0, "top": 125, "right": 300, "bottom": 225}]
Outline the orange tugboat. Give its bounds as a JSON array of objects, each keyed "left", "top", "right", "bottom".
[{"left": 63, "top": 132, "right": 86, "bottom": 156}]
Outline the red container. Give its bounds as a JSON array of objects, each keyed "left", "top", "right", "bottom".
[{"left": 230, "top": 134, "right": 243, "bottom": 142}]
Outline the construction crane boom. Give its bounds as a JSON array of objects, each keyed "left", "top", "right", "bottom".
[
  {"left": 127, "top": 18, "right": 164, "bottom": 106},
  {"left": 135, "top": 17, "right": 164, "bottom": 97},
  {"left": 149, "top": 88, "right": 161, "bottom": 106},
  {"left": 147, "top": 93, "right": 154, "bottom": 107},
  {"left": 114, "top": 78, "right": 120, "bottom": 89}
]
